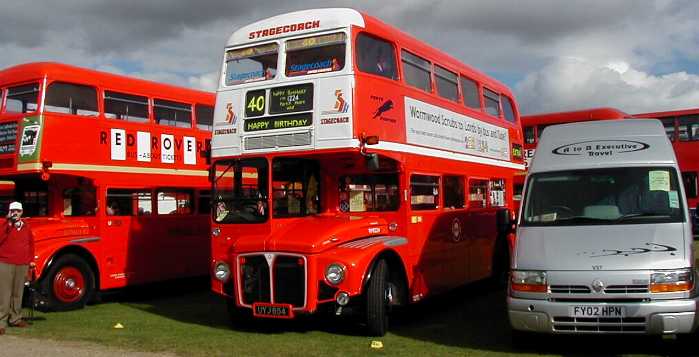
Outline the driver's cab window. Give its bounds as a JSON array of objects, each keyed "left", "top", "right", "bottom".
[{"left": 63, "top": 183, "right": 97, "bottom": 216}]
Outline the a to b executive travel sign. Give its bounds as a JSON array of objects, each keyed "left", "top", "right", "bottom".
[{"left": 552, "top": 140, "right": 650, "bottom": 158}]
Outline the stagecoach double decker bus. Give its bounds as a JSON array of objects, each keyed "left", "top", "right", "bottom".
[
  {"left": 521, "top": 107, "right": 699, "bottom": 228},
  {"left": 209, "top": 9, "right": 524, "bottom": 335},
  {"left": 0, "top": 62, "right": 214, "bottom": 311}
]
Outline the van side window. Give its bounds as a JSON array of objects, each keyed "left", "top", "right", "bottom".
[
  {"left": 469, "top": 179, "right": 488, "bottom": 209},
  {"left": 104, "top": 91, "right": 149, "bottom": 123},
  {"left": 411, "top": 175, "right": 439, "bottom": 210},
  {"left": 45, "top": 82, "right": 98, "bottom": 116},
  {"left": 402, "top": 50, "right": 432, "bottom": 92},
  {"left": 356, "top": 34, "right": 398, "bottom": 80},
  {"left": 443, "top": 175, "right": 465, "bottom": 209},
  {"left": 5, "top": 83, "right": 40, "bottom": 114}
]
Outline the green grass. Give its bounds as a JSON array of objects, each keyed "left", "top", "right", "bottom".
[{"left": 8, "top": 277, "right": 696, "bottom": 357}]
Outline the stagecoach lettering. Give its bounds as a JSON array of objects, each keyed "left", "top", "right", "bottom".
[{"left": 248, "top": 20, "right": 320, "bottom": 40}]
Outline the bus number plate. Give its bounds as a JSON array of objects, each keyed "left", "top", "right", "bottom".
[
  {"left": 253, "top": 303, "right": 294, "bottom": 319},
  {"left": 569, "top": 305, "right": 625, "bottom": 318}
]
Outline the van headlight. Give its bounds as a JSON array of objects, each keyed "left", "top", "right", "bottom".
[
  {"left": 325, "top": 263, "right": 346, "bottom": 285},
  {"left": 214, "top": 262, "right": 231, "bottom": 282},
  {"left": 650, "top": 268, "right": 694, "bottom": 293},
  {"left": 511, "top": 270, "right": 547, "bottom": 293}
]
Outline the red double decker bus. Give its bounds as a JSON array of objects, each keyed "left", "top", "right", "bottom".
[
  {"left": 521, "top": 107, "right": 699, "bottom": 229},
  {"left": 209, "top": 9, "right": 524, "bottom": 335},
  {"left": 0, "top": 62, "right": 214, "bottom": 310}
]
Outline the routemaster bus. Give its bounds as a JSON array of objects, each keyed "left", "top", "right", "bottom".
[
  {"left": 0, "top": 62, "right": 214, "bottom": 311},
  {"left": 521, "top": 107, "right": 699, "bottom": 229},
  {"left": 516, "top": 108, "right": 629, "bottom": 209},
  {"left": 209, "top": 8, "right": 525, "bottom": 336}
]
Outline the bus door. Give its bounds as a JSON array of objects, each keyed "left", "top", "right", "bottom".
[
  {"left": 103, "top": 188, "right": 154, "bottom": 285},
  {"left": 465, "top": 179, "right": 502, "bottom": 281}
]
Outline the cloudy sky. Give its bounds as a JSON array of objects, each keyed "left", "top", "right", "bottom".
[{"left": 2, "top": 0, "right": 698, "bottom": 115}]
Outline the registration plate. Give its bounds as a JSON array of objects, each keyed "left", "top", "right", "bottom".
[
  {"left": 253, "top": 303, "right": 294, "bottom": 319},
  {"left": 570, "top": 305, "right": 625, "bottom": 318}
]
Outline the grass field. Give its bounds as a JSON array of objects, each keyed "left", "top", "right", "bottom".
[{"left": 8, "top": 276, "right": 696, "bottom": 357}]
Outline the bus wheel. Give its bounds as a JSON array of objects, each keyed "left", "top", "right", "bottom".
[
  {"left": 41, "top": 254, "right": 95, "bottom": 311},
  {"left": 365, "top": 259, "right": 389, "bottom": 336}
]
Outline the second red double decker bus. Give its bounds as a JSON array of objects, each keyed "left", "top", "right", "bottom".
[{"left": 209, "top": 8, "right": 524, "bottom": 336}]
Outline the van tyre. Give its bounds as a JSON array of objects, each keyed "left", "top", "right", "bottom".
[
  {"left": 40, "top": 254, "right": 95, "bottom": 311},
  {"left": 365, "top": 259, "right": 389, "bottom": 336}
]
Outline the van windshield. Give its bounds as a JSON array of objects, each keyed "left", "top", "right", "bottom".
[{"left": 522, "top": 167, "right": 685, "bottom": 226}]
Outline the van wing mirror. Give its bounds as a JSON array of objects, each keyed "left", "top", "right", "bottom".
[{"left": 496, "top": 208, "right": 516, "bottom": 235}]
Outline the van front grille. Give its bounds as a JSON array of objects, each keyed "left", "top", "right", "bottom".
[
  {"left": 550, "top": 285, "right": 591, "bottom": 294},
  {"left": 604, "top": 285, "right": 649, "bottom": 294},
  {"left": 553, "top": 316, "right": 646, "bottom": 333}
]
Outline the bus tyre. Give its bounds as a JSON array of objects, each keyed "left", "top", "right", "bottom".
[
  {"left": 365, "top": 259, "right": 389, "bottom": 337},
  {"left": 41, "top": 254, "right": 95, "bottom": 311}
]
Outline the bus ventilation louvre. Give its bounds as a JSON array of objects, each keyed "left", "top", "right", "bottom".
[{"left": 245, "top": 131, "right": 311, "bottom": 150}]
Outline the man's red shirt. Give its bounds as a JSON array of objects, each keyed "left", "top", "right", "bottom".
[{"left": 0, "top": 220, "right": 35, "bottom": 265}]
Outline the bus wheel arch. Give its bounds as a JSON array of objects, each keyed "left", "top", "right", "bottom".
[
  {"left": 363, "top": 249, "right": 409, "bottom": 306},
  {"left": 38, "top": 246, "right": 99, "bottom": 311}
]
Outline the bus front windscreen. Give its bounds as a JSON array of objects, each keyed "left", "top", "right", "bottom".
[
  {"left": 225, "top": 43, "right": 278, "bottom": 85},
  {"left": 285, "top": 33, "right": 346, "bottom": 77},
  {"left": 522, "top": 167, "right": 685, "bottom": 226},
  {"left": 213, "top": 158, "right": 269, "bottom": 223}
]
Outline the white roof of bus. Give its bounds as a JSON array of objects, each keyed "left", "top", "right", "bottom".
[
  {"left": 226, "top": 8, "right": 365, "bottom": 46},
  {"left": 530, "top": 119, "right": 677, "bottom": 174}
]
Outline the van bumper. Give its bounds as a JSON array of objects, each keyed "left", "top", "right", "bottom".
[{"left": 508, "top": 296, "right": 699, "bottom": 334}]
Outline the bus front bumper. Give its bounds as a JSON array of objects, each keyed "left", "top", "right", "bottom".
[{"left": 508, "top": 296, "right": 699, "bottom": 334}]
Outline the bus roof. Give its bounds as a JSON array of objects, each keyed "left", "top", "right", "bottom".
[
  {"left": 225, "top": 8, "right": 512, "bottom": 96},
  {"left": 522, "top": 107, "right": 630, "bottom": 126},
  {"left": 530, "top": 119, "right": 676, "bottom": 174},
  {"left": 0, "top": 62, "right": 213, "bottom": 103},
  {"left": 634, "top": 107, "right": 699, "bottom": 119}
]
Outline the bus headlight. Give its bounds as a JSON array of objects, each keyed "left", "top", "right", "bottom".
[
  {"left": 325, "top": 263, "right": 346, "bottom": 285},
  {"left": 511, "top": 270, "right": 547, "bottom": 293},
  {"left": 214, "top": 262, "right": 231, "bottom": 282},
  {"left": 650, "top": 269, "right": 694, "bottom": 293}
]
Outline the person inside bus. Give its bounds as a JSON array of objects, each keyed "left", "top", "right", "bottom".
[
  {"left": 106, "top": 201, "right": 120, "bottom": 216},
  {"left": 0, "top": 202, "right": 35, "bottom": 335}
]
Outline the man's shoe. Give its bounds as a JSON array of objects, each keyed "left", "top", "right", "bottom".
[
  {"left": 0, "top": 327, "right": 5, "bottom": 335},
  {"left": 10, "top": 320, "right": 29, "bottom": 328}
]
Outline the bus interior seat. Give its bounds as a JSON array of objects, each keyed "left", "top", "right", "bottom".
[{"left": 639, "top": 190, "right": 672, "bottom": 215}]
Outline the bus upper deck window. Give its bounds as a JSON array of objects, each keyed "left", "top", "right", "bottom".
[
  {"left": 678, "top": 115, "right": 699, "bottom": 142},
  {"left": 225, "top": 43, "right": 278, "bottom": 85},
  {"left": 45, "top": 82, "right": 98, "bottom": 116},
  {"left": 356, "top": 34, "right": 397, "bottom": 80},
  {"left": 195, "top": 104, "right": 214, "bottom": 131},
  {"left": 483, "top": 88, "right": 500, "bottom": 117},
  {"left": 5, "top": 83, "right": 40, "bottom": 114},
  {"left": 524, "top": 126, "right": 536, "bottom": 144},
  {"left": 402, "top": 50, "right": 432, "bottom": 93},
  {"left": 286, "top": 33, "right": 346, "bottom": 77},
  {"left": 104, "top": 91, "right": 149, "bottom": 123},
  {"left": 154, "top": 99, "right": 192, "bottom": 128},
  {"left": 435, "top": 65, "right": 458, "bottom": 102},
  {"left": 461, "top": 76, "right": 480, "bottom": 109},
  {"left": 661, "top": 118, "right": 676, "bottom": 141},
  {"left": 502, "top": 96, "right": 516, "bottom": 123}
]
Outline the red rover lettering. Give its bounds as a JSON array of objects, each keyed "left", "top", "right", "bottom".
[{"left": 248, "top": 20, "right": 320, "bottom": 39}]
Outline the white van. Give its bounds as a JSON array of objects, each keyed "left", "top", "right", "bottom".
[{"left": 509, "top": 119, "right": 698, "bottom": 335}]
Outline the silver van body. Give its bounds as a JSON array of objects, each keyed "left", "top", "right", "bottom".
[{"left": 509, "top": 119, "right": 698, "bottom": 334}]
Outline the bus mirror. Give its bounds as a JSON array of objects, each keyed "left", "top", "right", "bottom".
[{"left": 365, "top": 153, "right": 380, "bottom": 171}]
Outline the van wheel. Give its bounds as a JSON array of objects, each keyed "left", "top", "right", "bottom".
[
  {"left": 365, "top": 259, "right": 389, "bottom": 336},
  {"left": 41, "top": 254, "right": 95, "bottom": 311}
]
